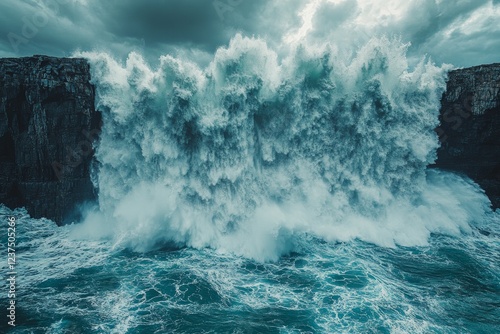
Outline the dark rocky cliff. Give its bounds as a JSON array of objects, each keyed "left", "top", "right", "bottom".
[
  {"left": 434, "top": 63, "right": 500, "bottom": 209},
  {"left": 0, "top": 55, "right": 101, "bottom": 224}
]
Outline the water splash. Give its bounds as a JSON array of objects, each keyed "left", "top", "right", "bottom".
[{"left": 73, "top": 35, "right": 492, "bottom": 261}]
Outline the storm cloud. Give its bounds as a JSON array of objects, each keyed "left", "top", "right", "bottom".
[{"left": 0, "top": 0, "right": 498, "bottom": 68}]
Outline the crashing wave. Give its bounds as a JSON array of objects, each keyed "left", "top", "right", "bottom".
[{"left": 72, "top": 35, "right": 491, "bottom": 261}]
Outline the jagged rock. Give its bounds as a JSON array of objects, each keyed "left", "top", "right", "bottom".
[
  {"left": 0, "top": 55, "right": 101, "bottom": 224},
  {"left": 434, "top": 63, "right": 500, "bottom": 208}
]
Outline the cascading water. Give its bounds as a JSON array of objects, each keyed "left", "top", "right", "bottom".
[
  {"left": 74, "top": 35, "right": 490, "bottom": 261},
  {"left": 2, "top": 35, "right": 499, "bottom": 333}
]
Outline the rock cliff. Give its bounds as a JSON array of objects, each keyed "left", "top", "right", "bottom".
[
  {"left": 434, "top": 63, "right": 500, "bottom": 209},
  {"left": 0, "top": 55, "right": 101, "bottom": 224}
]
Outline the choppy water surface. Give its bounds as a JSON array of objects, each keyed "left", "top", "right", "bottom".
[{"left": 1, "top": 205, "right": 499, "bottom": 333}]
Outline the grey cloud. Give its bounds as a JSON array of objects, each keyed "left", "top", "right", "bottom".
[
  {"left": 232, "top": 0, "right": 308, "bottom": 48},
  {"left": 0, "top": 0, "right": 97, "bottom": 57},
  {"left": 396, "top": 0, "right": 489, "bottom": 47},
  {"left": 312, "top": 0, "right": 358, "bottom": 33},
  {"left": 403, "top": 0, "right": 499, "bottom": 67},
  {"left": 0, "top": 0, "right": 499, "bottom": 68},
  {"left": 0, "top": 0, "right": 275, "bottom": 61},
  {"left": 417, "top": 12, "right": 500, "bottom": 67},
  {"left": 306, "top": 0, "right": 499, "bottom": 68},
  {"left": 90, "top": 0, "right": 229, "bottom": 50}
]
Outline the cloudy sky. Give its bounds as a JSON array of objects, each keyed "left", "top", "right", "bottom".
[{"left": 1, "top": 0, "right": 499, "bottom": 68}]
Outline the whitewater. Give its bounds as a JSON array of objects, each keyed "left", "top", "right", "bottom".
[{"left": 1, "top": 35, "right": 499, "bottom": 333}]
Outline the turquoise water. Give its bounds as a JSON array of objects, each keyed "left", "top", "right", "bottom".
[
  {"left": 2, "top": 205, "right": 499, "bottom": 333},
  {"left": 3, "top": 35, "right": 500, "bottom": 333}
]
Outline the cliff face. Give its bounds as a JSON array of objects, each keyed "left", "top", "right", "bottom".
[
  {"left": 0, "top": 56, "right": 101, "bottom": 224},
  {"left": 434, "top": 63, "right": 500, "bottom": 208}
]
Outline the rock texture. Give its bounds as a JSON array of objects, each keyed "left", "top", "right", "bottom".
[
  {"left": 0, "top": 55, "right": 100, "bottom": 224},
  {"left": 434, "top": 63, "right": 500, "bottom": 209}
]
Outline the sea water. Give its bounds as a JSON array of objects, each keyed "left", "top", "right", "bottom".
[{"left": 1, "top": 35, "right": 499, "bottom": 333}]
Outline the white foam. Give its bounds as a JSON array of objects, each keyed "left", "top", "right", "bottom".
[{"left": 72, "top": 35, "right": 493, "bottom": 261}]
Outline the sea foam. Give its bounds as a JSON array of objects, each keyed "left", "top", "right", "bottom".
[{"left": 72, "top": 35, "right": 492, "bottom": 261}]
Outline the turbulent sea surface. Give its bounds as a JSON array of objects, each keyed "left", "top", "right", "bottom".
[
  {"left": 2, "top": 36, "right": 500, "bottom": 333},
  {"left": 1, "top": 205, "right": 499, "bottom": 333}
]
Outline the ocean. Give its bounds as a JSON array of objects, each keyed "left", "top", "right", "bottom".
[{"left": 1, "top": 35, "right": 500, "bottom": 333}]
